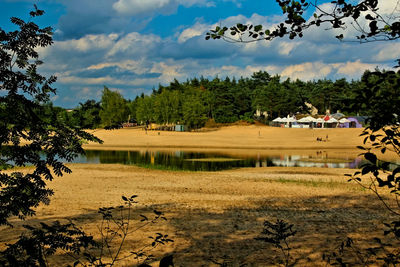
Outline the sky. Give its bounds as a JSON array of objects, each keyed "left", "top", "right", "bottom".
[{"left": 1, "top": 0, "right": 399, "bottom": 107}]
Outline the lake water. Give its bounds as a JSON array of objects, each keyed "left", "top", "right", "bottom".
[{"left": 71, "top": 149, "right": 368, "bottom": 171}]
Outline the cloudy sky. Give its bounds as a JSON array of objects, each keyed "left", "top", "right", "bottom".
[{"left": 1, "top": 0, "right": 399, "bottom": 107}]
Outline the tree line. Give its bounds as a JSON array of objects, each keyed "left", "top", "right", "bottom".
[{"left": 48, "top": 69, "right": 385, "bottom": 130}]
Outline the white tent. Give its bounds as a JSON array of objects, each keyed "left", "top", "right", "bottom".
[
  {"left": 327, "top": 118, "right": 338, "bottom": 123},
  {"left": 298, "top": 117, "right": 310, "bottom": 123},
  {"left": 287, "top": 117, "right": 297, "bottom": 123},
  {"left": 305, "top": 116, "right": 317, "bottom": 122},
  {"left": 316, "top": 118, "right": 324, "bottom": 123},
  {"left": 272, "top": 117, "right": 282, "bottom": 122},
  {"left": 339, "top": 118, "right": 351, "bottom": 123}
]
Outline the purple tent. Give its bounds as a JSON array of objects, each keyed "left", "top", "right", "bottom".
[{"left": 347, "top": 117, "right": 362, "bottom": 128}]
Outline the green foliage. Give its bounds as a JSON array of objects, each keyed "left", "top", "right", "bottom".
[
  {"left": 350, "top": 70, "right": 400, "bottom": 131},
  {"left": 74, "top": 100, "right": 102, "bottom": 129},
  {"left": 136, "top": 95, "right": 155, "bottom": 124},
  {"left": 208, "top": 77, "right": 238, "bottom": 123},
  {"left": 99, "top": 86, "right": 129, "bottom": 128},
  {"left": 0, "top": 6, "right": 102, "bottom": 226},
  {"left": 63, "top": 70, "right": 391, "bottom": 130},
  {"left": 182, "top": 88, "right": 208, "bottom": 129},
  {"left": 153, "top": 89, "right": 182, "bottom": 124}
]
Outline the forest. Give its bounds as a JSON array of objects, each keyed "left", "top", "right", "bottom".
[{"left": 50, "top": 69, "right": 391, "bottom": 130}]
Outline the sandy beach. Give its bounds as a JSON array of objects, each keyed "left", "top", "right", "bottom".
[
  {"left": 84, "top": 125, "right": 366, "bottom": 151},
  {"left": 1, "top": 125, "right": 397, "bottom": 266}
]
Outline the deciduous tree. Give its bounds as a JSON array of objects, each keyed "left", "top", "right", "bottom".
[
  {"left": 99, "top": 86, "right": 129, "bottom": 128},
  {"left": 0, "top": 6, "right": 101, "bottom": 226}
]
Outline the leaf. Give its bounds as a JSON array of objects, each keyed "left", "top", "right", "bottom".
[
  {"left": 382, "top": 162, "right": 390, "bottom": 170},
  {"left": 365, "top": 14, "right": 375, "bottom": 20},
  {"left": 336, "top": 34, "right": 344, "bottom": 40},
  {"left": 159, "top": 255, "right": 174, "bottom": 267},
  {"left": 154, "top": 210, "right": 162, "bottom": 215},
  {"left": 376, "top": 177, "right": 386, "bottom": 187},
  {"left": 254, "top": 25, "right": 263, "bottom": 32},
  {"left": 393, "top": 167, "right": 400, "bottom": 176},
  {"left": 362, "top": 165, "right": 372, "bottom": 175},
  {"left": 364, "top": 152, "right": 377, "bottom": 164}
]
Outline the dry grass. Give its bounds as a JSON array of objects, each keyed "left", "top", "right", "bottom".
[{"left": 1, "top": 164, "right": 396, "bottom": 266}]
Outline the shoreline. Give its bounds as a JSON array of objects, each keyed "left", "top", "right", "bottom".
[
  {"left": 83, "top": 144, "right": 363, "bottom": 150},
  {"left": 82, "top": 126, "right": 397, "bottom": 160},
  {"left": 84, "top": 125, "right": 366, "bottom": 150}
]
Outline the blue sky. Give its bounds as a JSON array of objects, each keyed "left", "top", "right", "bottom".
[{"left": 1, "top": 0, "right": 399, "bottom": 107}]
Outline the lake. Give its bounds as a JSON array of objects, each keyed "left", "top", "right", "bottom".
[{"left": 71, "top": 149, "right": 370, "bottom": 171}]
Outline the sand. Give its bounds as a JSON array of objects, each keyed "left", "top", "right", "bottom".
[
  {"left": 1, "top": 125, "right": 398, "bottom": 266},
  {"left": 84, "top": 126, "right": 366, "bottom": 151}
]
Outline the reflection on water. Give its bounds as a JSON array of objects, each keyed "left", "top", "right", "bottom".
[{"left": 71, "top": 150, "right": 368, "bottom": 171}]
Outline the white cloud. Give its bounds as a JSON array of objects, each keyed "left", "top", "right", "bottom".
[
  {"left": 55, "top": 34, "right": 119, "bottom": 52},
  {"left": 112, "top": 0, "right": 214, "bottom": 15},
  {"left": 334, "top": 60, "right": 377, "bottom": 76},
  {"left": 178, "top": 22, "right": 209, "bottom": 43},
  {"left": 280, "top": 62, "right": 332, "bottom": 80},
  {"left": 376, "top": 0, "right": 400, "bottom": 15},
  {"left": 150, "top": 61, "right": 184, "bottom": 82},
  {"left": 107, "top": 32, "right": 161, "bottom": 58},
  {"left": 113, "top": 0, "right": 171, "bottom": 15},
  {"left": 87, "top": 60, "right": 150, "bottom": 75},
  {"left": 202, "top": 61, "right": 387, "bottom": 82},
  {"left": 374, "top": 43, "right": 400, "bottom": 61},
  {"left": 278, "top": 42, "right": 297, "bottom": 56},
  {"left": 196, "top": 64, "right": 278, "bottom": 79}
]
